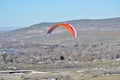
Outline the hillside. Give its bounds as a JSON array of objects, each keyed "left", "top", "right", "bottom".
[
  {"left": 0, "top": 17, "right": 120, "bottom": 46},
  {"left": 0, "top": 18, "right": 120, "bottom": 78}
]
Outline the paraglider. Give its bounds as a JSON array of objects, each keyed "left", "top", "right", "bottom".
[
  {"left": 59, "top": 55, "right": 64, "bottom": 60},
  {"left": 47, "top": 23, "right": 77, "bottom": 37}
]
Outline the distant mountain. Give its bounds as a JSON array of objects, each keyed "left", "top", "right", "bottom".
[
  {"left": 0, "top": 30, "right": 10, "bottom": 33},
  {"left": 0, "top": 17, "right": 120, "bottom": 46},
  {"left": 0, "top": 26, "right": 25, "bottom": 33},
  {"left": 0, "top": 27, "right": 11, "bottom": 33}
]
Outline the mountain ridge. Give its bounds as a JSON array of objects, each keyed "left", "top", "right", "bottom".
[{"left": 0, "top": 17, "right": 120, "bottom": 46}]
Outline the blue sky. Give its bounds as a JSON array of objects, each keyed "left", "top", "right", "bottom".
[{"left": 0, "top": 0, "right": 120, "bottom": 29}]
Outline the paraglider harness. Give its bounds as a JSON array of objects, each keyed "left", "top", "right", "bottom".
[{"left": 60, "top": 55, "right": 64, "bottom": 60}]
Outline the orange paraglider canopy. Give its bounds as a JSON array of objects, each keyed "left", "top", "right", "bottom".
[{"left": 47, "top": 23, "right": 77, "bottom": 37}]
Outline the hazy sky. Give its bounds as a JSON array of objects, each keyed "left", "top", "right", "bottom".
[{"left": 0, "top": 0, "right": 120, "bottom": 29}]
